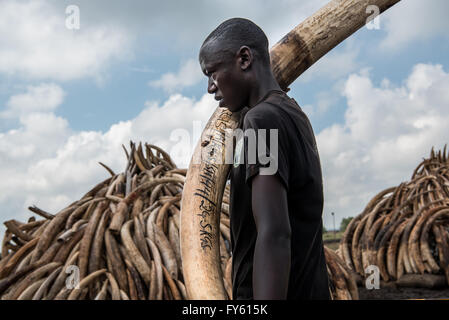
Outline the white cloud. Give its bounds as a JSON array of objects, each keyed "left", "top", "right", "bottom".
[
  {"left": 0, "top": 113, "right": 70, "bottom": 169},
  {"left": 0, "top": 0, "right": 131, "bottom": 81},
  {"left": 380, "top": 0, "right": 449, "bottom": 50},
  {"left": 52, "top": 0, "right": 328, "bottom": 49},
  {"left": 1, "top": 63, "right": 448, "bottom": 239},
  {"left": 0, "top": 89, "right": 217, "bottom": 238},
  {"left": 318, "top": 63, "right": 449, "bottom": 229},
  {"left": 149, "top": 59, "right": 203, "bottom": 93},
  {"left": 310, "top": 79, "right": 347, "bottom": 117},
  {"left": 1, "top": 0, "right": 448, "bottom": 241},
  {"left": 299, "top": 40, "right": 360, "bottom": 83},
  {"left": 2, "top": 83, "right": 65, "bottom": 118}
]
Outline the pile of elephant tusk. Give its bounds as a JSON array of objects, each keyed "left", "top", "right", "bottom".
[
  {"left": 0, "top": 141, "right": 355, "bottom": 300},
  {"left": 325, "top": 246, "right": 359, "bottom": 299},
  {"left": 339, "top": 146, "right": 449, "bottom": 287}
]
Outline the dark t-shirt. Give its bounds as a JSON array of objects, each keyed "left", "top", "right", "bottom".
[{"left": 229, "top": 90, "right": 330, "bottom": 300}]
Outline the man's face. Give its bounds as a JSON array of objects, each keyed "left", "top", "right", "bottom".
[{"left": 199, "top": 44, "right": 248, "bottom": 112}]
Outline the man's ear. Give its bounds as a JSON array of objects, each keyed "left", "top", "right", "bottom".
[{"left": 237, "top": 46, "right": 252, "bottom": 71}]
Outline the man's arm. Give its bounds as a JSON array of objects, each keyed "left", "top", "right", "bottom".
[{"left": 251, "top": 173, "right": 291, "bottom": 300}]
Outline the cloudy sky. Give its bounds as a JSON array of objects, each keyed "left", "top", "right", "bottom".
[{"left": 0, "top": 0, "right": 448, "bottom": 238}]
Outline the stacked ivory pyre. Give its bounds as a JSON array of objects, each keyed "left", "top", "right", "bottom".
[
  {"left": 0, "top": 141, "right": 356, "bottom": 300},
  {"left": 339, "top": 146, "right": 449, "bottom": 286}
]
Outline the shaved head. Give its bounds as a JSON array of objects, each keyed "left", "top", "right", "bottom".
[{"left": 200, "top": 18, "right": 270, "bottom": 66}]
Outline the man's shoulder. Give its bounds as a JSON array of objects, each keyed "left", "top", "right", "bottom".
[
  {"left": 243, "top": 93, "right": 302, "bottom": 130},
  {"left": 249, "top": 91, "right": 300, "bottom": 114},
  {"left": 242, "top": 105, "right": 277, "bottom": 132},
  {"left": 243, "top": 101, "right": 283, "bottom": 127},
  {"left": 247, "top": 100, "right": 278, "bottom": 115}
]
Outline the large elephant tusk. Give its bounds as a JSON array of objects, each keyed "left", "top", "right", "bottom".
[{"left": 180, "top": 0, "right": 402, "bottom": 300}]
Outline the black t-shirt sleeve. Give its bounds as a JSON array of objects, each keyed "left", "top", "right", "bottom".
[{"left": 242, "top": 106, "right": 290, "bottom": 191}]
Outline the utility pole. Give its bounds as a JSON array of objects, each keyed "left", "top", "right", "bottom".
[{"left": 331, "top": 212, "right": 337, "bottom": 239}]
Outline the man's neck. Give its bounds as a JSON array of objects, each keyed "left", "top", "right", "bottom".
[{"left": 247, "top": 68, "right": 282, "bottom": 108}]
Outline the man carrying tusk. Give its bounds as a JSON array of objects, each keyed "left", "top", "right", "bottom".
[{"left": 199, "top": 18, "right": 330, "bottom": 300}]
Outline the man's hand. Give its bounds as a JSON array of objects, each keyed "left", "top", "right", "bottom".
[{"left": 251, "top": 173, "right": 291, "bottom": 300}]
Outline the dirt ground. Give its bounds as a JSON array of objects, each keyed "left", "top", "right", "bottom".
[{"left": 358, "top": 284, "right": 449, "bottom": 300}]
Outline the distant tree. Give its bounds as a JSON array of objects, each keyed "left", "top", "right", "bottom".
[
  {"left": 340, "top": 217, "right": 354, "bottom": 232},
  {"left": 322, "top": 224, "right": 327, "bottom": 233}
]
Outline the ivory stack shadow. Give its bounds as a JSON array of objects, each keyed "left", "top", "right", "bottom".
[
  {"left": 339, "top": 146, "right": 449, "bottom": 289},
  {"left": 0, "top": 141, "right": 356, "bottom": 300}
]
